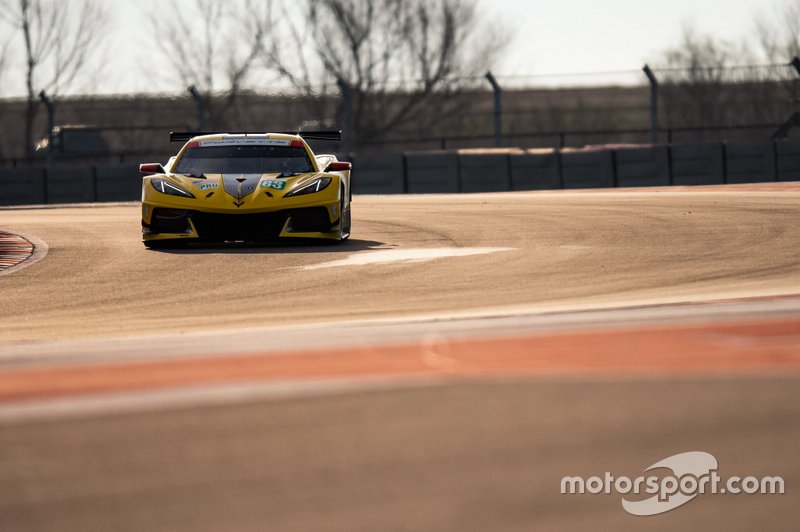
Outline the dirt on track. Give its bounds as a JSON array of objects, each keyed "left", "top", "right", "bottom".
[{"left": 1, "top": 186, "right": 799, "bottom": 343}]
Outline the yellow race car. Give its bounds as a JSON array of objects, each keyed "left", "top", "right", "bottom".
[{"left": 140, "top": 131, "right": 351, "bottom": 248}]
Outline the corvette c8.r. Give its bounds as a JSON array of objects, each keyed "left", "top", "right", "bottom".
[{"left": 140, "top": 131, "right": 351, "bottom": 248}]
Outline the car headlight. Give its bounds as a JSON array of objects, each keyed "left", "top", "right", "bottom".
[
  {"left": 151, "top": 178, "right": 195, "bottom": 198},
  {"left": 285, "top": 177, "right": 332, "bottom": 198}
]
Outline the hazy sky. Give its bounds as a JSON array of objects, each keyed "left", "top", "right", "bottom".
[
  {"left": 0, "top": 0, "right": 779, "bottom": 96},
  {"left": 496, "top": 0, "right": 771, "bottom": 75}
]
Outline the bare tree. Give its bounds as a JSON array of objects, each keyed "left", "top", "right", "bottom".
[
  {"left": 659, "top": 25, "right": 748, "bottom": 83},
  {"left": 756, "top": 0, "right": 800, "bottom": 62},
  {"left": 0, "top": 38, "right": 10, "bottom": 159},
  {"left": 0, "top": 0, "right": 109, "bottom": 159},
  {"left": 264, "top": 0, "right": 507, "bottom": 153},
  {"left": 0, "top": 38, "right": 9, "bottom": 92},
  {"left": 652, "top": 24, "right": 793, "bottom": 141},
  {"left": 146, "top": 0, "right": 272, "bottom": 129}
]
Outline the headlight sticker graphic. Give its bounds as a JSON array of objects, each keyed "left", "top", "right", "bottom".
[
  {"left": 150, "top": 178, "right": 195, "bottom": 198},
  {"left": 285, "top": 177, "right": 331, "bottom": 197}
]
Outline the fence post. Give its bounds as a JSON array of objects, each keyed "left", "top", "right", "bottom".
[
  {"left": 485, "top": 71, "right": 502, "bottom": 147},
  {"left": 38, "top": 91, "right": 55, "bottom": 163},
  {"left": 188, "top": 85, "right": 207, "bottom": 130},
  {"left": 336, "top": 78, "right": 354, "bottom": 156},
  {"left": 642, "top": 64, "right": 659, "bottom": 145}
]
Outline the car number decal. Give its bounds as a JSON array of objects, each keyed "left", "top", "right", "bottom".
[{"left": 260, "top": 180, "right": 286, "bottom": 190}]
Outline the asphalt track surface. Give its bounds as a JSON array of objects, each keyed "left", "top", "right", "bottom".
[{"left": 0, "top": 184, "right": 799, "bottom": 531}]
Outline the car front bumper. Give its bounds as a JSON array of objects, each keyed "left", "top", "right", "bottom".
[{"left": 142, "top": 202, "right": 343, "bottom": 243}]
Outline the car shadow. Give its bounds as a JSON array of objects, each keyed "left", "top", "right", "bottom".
[{"left": 149, "top": 238, "right": 390, "bottom": 255}]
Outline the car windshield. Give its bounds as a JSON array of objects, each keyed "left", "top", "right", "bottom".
[{"left": 173, "top": 145, "right": 315, "bottom": 175}]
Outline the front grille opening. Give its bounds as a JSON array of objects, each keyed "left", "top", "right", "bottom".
[
  {"left": 190, "top": 211, "right": 287, "bottom": 241},
  {"left": 151, "top": 208, "right": 191, "bottom": 233},
  {"left": 151, "top": 206, "right": 335, "bottom": 242},
  {"left": 287, "top": 207, "right": 332, "bottom": 233}
]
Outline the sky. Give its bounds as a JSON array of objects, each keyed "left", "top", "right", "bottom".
[
  {"left": 495, "top": 0, "right": 771, "bottom": 76},
  {"left": 0, "top": 0, "right": 780, "bottom": 97}
]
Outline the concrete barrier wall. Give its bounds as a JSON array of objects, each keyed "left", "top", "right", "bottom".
[
  {"left": 560, "top": 150, "right": 615, "bottom": 189},
  {"left": 671, "top": 143, "right": 725, "bottom": 185},
  {"left": 458, "top": 153, "right": 511, "bottom": 192},
  {"left": 47, "top": 165, "right": 95, "bottom": 203},
  {"left": 725, "top": 141, "right": 776, "bottom": 183},
  {"left": 615, "top": 146, "right": 671, "bottom": 187},
  {"left": 509, "top": 151, "right": 561, "bottom": 190},
  {"left": 95, "top": 163, "right": 141, "bottom": 201},
  {"left": 775, "top": 139, "right": 800, "bottom": 182},
  {"left": 0, "top": 167, "right": 46, "bottom": 206},
  {"left": 1, "top": 139, "right": 798, "bottom": 205},
  {"left": 405, "top": 151, "right": 460, "bottom": 193},
  {"left": 350, "top": 154, "right": 405, "bottom": 194}
]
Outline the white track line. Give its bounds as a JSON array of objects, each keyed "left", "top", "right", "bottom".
[
  {"left": 300, "top": 247, "right": 514, "bottom": 270},
  {"left": 0, "top": 376, "right": 450, "bottom": 424},
  {"left": 1, "top": 296, "right": 799, "bottom": 368}
]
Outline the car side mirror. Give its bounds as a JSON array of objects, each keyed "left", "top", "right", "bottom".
[
  {"left": 325, "top": 161, "right": 352, "bottom": 172},
  {"left": 139, "top": 163, "right": 166, "bottom": 175}
]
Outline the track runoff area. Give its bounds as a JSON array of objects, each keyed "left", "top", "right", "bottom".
[{"left": 0, "top": 183, "right": 798, "bottom": 531}]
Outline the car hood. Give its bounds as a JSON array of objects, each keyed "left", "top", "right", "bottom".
[{"left": 173, "top": 172, "right": 323, "bottom": 200}]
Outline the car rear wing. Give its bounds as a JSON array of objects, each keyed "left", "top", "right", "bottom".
[{"left": 169, "top": 131, "right": 342, "bottom": 143}]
